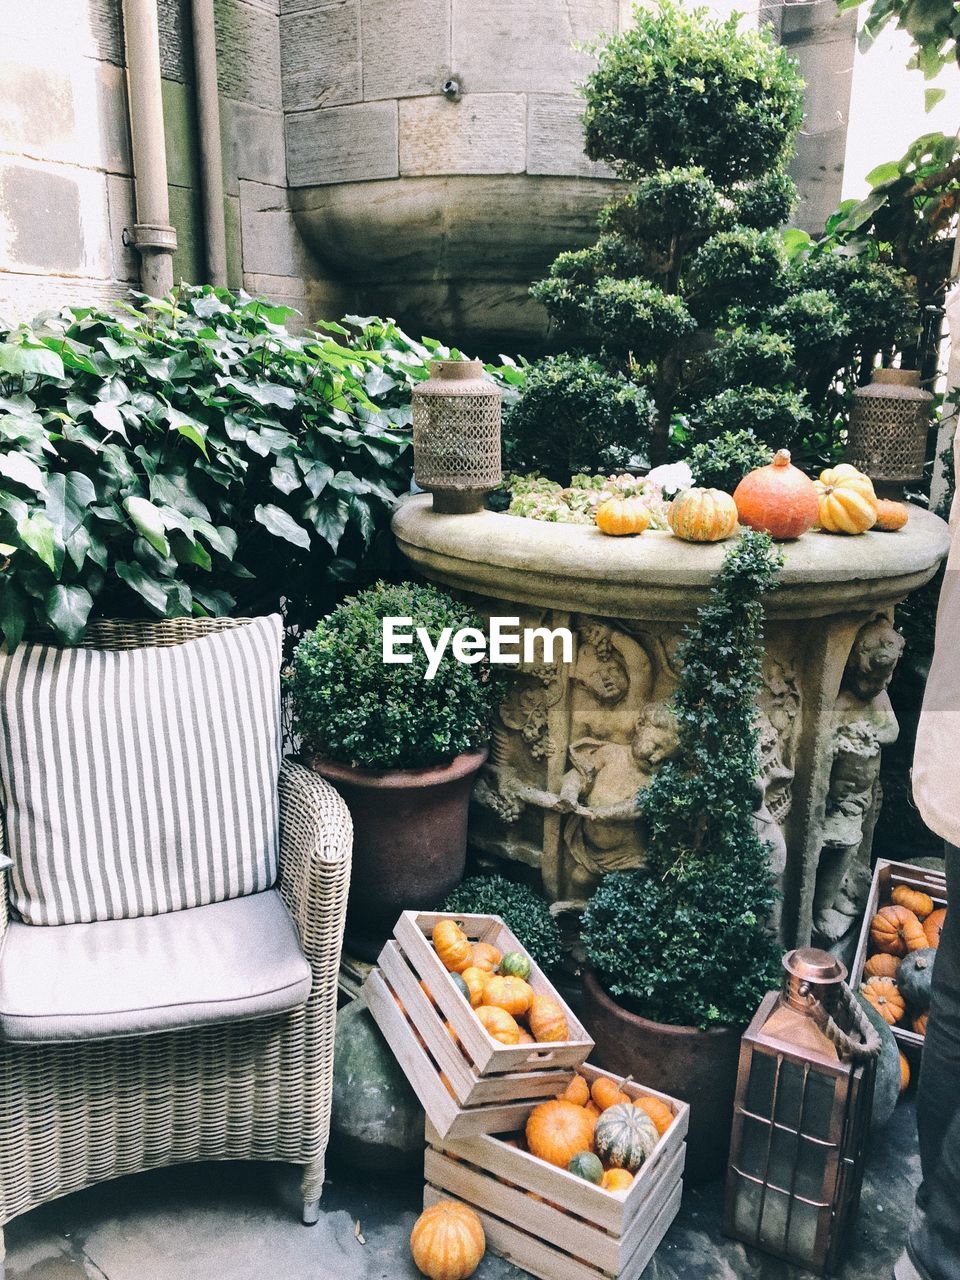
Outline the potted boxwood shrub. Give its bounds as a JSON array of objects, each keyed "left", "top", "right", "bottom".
[
  {"left": 289, "top": 581, "right": 500, "bottom": 959},
  {"left": 581, "top": 530, "right": 783, "bottom": 1182}
]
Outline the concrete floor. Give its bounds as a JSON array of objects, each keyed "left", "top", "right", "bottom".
[{"left": 4, "top": 1100, "right": 918, "bottom": 1280}]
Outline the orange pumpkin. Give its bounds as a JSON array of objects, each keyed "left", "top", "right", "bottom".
[
  {"left": 891, "top": 884, "right": 935, "bottom": 919},
  {"left": 470, "top": 942, "right": 502, "bottom": 973},
  {"left": 634, "top": 1095, "right": 674, "bottom": 1137},
  {"left": 459, "top": 966, "right": 488, "bottom": 1008},
  {"left": 875, "top": 499, "right": 910, "bottom": 532},
  {"left": 561, "top": 1074, "right": 591, "bottom": 1107},
  {"left": 433, "top": 919, "right": 473, "bottom": 973},
  {"left": 899, "top": 1051, "right": 911, "bottom": 1094},
  {"left": 591, "top": 1077, "right": 632, "bottom": 1112},
  {"left": 525, "top": 1100, "right": 597, "bottom": 1169},
  {"left": 924, "top": 908, "right": 947, "bottom": 949},
  {"left": 601, "top": 1168, "right": 634, "bottom": 1194},
  {"left": 869, "top": 905, "right": 926, "bottom": 957},
  {"left": 584, "top": 1100, "right": 602, "bottom": 1122},
  {"left": 595, "top": 496, "right": 651, "bottom": 537},
  {"left": 668, "top": 488, "right": 738, "bottom": 543},
  {"left": 860, "top": 976, "right": 906, "bottom": 1025},
  {"left": 815, "top": 465, "right": 878, "bottom": 535},
  {"left": 733, "top": 449, "right": 820, "bottom": 540},
  {"left": 913, "top": 1012, "right": 929, "bottom": 1035},
  {"left": 410, "top": 1200, "right": 485, "bottom": 1280},
  {"left": 475, "top": 1005, "right": 521, "bottom": 1045},
  {"left": 864, "top": 953, "right": 901, "bottom": 979},
  {"left": 482, "top": 975, "right": 534, "bottom": 1018},
  {"left": 528, "top": 994, "right": 570, "bottom": 1043}
]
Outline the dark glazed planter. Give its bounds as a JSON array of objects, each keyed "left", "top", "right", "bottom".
[
  {"left": 309, "top": 748, "right": 488, "bottom": 961},
  {"left": 582, "top": 968, "right": 743, "bottom": 1184}
]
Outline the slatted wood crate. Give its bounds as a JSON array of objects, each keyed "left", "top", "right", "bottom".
[
  {"left": 424, "top": 1064, "right": 689, "bottom": 1280},
  {"left": 363, "top": 911, "right": 593, "bottom": 1139},
  {"left": 851, "top": 858, "right": 948, "bottom": 1053}
]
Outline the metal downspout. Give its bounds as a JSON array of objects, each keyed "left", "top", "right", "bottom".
[
  {"left": 122, "top": 0, "right": 177, "bottom": 295},
  {"left": 191, "top": 0, "right": 228, "bottom": 287}
]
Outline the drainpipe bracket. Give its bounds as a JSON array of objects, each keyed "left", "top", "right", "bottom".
[{"left": 132, "top": 222, "right": 178, "bottom": 252}]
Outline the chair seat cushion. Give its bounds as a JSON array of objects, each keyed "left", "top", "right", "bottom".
[{"left": 0, "top": 889, "right": 311, "bottom": 1043}]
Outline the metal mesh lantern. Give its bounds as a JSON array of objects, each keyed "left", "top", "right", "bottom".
[
  {"left": 724, "top": 949, "right": 880, "bottom": 1275},
  {"left": 413, "top": 360, "right": 501, "bottom": 513},
  {"left": 845, "top": 368, "right": 933, "bottom": 496}
]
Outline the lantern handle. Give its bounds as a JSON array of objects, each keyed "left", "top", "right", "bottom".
[{"left": 822, "top": 983, "right": 882, "bottom": 1061}]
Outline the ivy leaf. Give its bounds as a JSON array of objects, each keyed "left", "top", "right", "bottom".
[
  {"left": 254, "top": 503, "right": 311, "bottom": 550},
  {"left": 0, "top": 450, "right": 46, "bottom": 494},
  {"left": 0, "top": 580, "right": 30, "bottom": 650},
  {"left": 123, "top": 496, "right": 170, "bottom": 557},
  {"left": 115, "top": 560, "right": 169, "bottom": 614},
  {"left": 44, "top": 584, "right": 94, "bottom": 643},
  {"left": 925, "top": 87, "right": 946, "bottom": 112},
  {"left": 164, "top": 405, "right": 208, "bottom": 456},
  {"left": 91, "top": 401, "right": 126, "bottom": 437},
  {"left": 0, "top": 342, "right": 64, "bottom": 380},
  {"left": 17, "top": 510, "right": 57, "bottom": 570}
]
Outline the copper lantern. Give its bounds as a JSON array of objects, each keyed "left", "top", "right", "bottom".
[
  {"left": 723, "top": 949, "right": 881, "bottom": 1274},
  {"left": 412, "top": 359, "right": 502, "bottom": 513}
]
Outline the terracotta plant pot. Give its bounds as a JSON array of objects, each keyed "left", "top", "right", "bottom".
[
  {"left": 581, "top": 967, "right": 743, "bottom": 1184},
  {"left": 309, "top": 748, "right": 488, "bottom": 961}
]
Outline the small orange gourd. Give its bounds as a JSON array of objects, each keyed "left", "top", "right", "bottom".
[
  {"left": 591, "top": 1076, "right": 631, "bottom": 1112},
  {"left": 875, "top": 499, "right": 910, "bottom": 532},
  {"left": 899, "top": 1051, "right": 911, "bottom": 1094},
  {"left": 475, "top": 1005, "right": 521, "bottom": 1045},
  {"left": 815, "top": 465, "right": 878, "bottom": 535},
  {"left": 601, "top": 1168, "right": 635, "bottom": 1194},
  {"left": 668, "top": 487, "right": 738, "bottom": 542},
  {"left": 595, "top": 496, "right": 651, "bottom": 537},
  {"left": 516, "top": 1027, "right": 536, "bottom": 1045},
  {"left": 433, "top": 919, "right": 473, "bottom": 973},
  {"left": 924, "top": 907, "right": 947, "bottom": 949},
  {"left": 891, "top": 884, "right": 934, "bottom": 919},
  {"left": 869, "top": 905, "right": 926, "bottom": 957},
  {"left": 410, "top": 1200, "right": 485, "bottom": 1280},
  {"left": 528, "top": 994, "right": 570, "bottom": 1043},
  {"left": 733, "top": 449, "right": 820, "bottom": 540},
  {"left": 525, "top": 1100, "right": 597, "bottom": 1169},
  {"left": 860, "top": 975, "right": 906, "bottom": 1026},
  {"left": 864, "top": 953, "right": 900, "bottom": 979},
  {"left": 634, "top": 1095, "right": 674, "bottom": 1137},
  {"left": 913, "top": 1012, "right": 929, "bottom": 1035},
  {"left": 561, "top": 1074, "right": 591, "bottom": 1107},
  {"left": 459, "top": 966, "right": 488, "bottom": 1008},
  {"left": 482, "top": 975, "right": 534, "bottom": 1018},
  {"left": 470, "top": 942, "right": 502, "bottom": 973},
  {"left": 584, "top": 1100, "right": 602, "bottom": 1122}
]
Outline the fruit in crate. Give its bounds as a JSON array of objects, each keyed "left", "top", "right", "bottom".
[
  {"left": 482, "top": 975, "right": 534, "bottom": 1017},
  {"left": 594, "top": 1102, "right": 658, "bottom": 1172},
  {"left": 875, "top": 499, "right": 910, "bottom": 532},
  {"left": 433, "top": 920, "right": 473, "bottom": 973},
  {"left": 568, "top": 1151, "right": 604, "bottom": 1184},
  {"left": 410, "top": 1200, "right": 486, "bottom": 1280},
  {"left": 528, "top": 994, "right": 570, "bottom": 1043},
  {"left": 814, "top": 464, "right": 878, "bottom": 535},
  {"left": 526, "top": 1100, "right": 597, "bottom": 1169},
  {"left": 634, "top": 1095, "right": 674, "bottom": 1137},
  {"left": 591, "top": 1076, "right": 631, "bottom": 1112},
  {"left": 459, "top": 966, "right": 487, "bottom": 1008},
  {"left": 470, "top": 942, "right": 502, "bottom": 973},
  {"left": 499, "top": 951, "right": 532, "bottom": 980},
  {"left": 899, "top": 1052, "right": 911, "bottom": 1093},
  {"left": 864, "top": 953, "right": 900, "bottom": 979},
  {"left": 450, "top": 973, "right": 470, "bottom": 1001},
  {"left": 891, "top": 885, "right": 934, "bottom": 919},
  {"left": 860, "top": 976, "right": 906, "bottom": 1026},
  {"left": 924, "top": 907, "right": 946, "bottom": 949},
  {"left": 668, "top": 487, "right": 738, "bottom": 542},
  {"left": 476, "top": 1005, "right": 521, "bottom": 1045},
  {"left": 870, "top": 905, "right": 926, "bottom": 956},
  {"left": 561, "top": 1074, "right": 590, "bottom": 1106},
  {"left": 595, "top": 495, "right": 651, "bottom": 536},
  {"left": 732, "top": 449, "right": 819, "bottom": 540},
  {"left": 601, "top": 1168, "right": 634, "bottom": 1194},
  {"left": 913, "top": 1012, "right": 929, "bottom": 1035},
  {"left": 898, "top": 948, "right": 936, "bottom": 1012}
]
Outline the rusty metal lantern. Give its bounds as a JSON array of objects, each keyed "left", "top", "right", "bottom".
[
  {"left": 845, "top": 368, "right": 934, "bottom": 497},
  {"left": 412, "top": 360, "right": 502, "bottom": 513},
  {"left": 723, "top": 949, "right": 881, "bottom": 1274}
]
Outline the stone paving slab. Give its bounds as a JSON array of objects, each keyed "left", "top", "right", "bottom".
[{"left": 6, "top": 1101, "right": 918, "bottom": 1280}]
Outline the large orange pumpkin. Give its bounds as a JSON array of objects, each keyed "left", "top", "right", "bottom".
[
  {"left": 595, "top": 496, "right": 651, "bottom": 537},
  {"left": 668, "top": 488, "right": 738, "bottom": 542},
  {"left": 733, "top": 449, "right": 820, "bottom": 540},
  {"left": 924, "top": 908, "right": 947, "bottom": 949},
  {"left": 860, "top": 976, "right": 906, "bottom": 1026},
  {"left": 525, "top": 1100, "right": 597, "bottom": 1168},
  {"left": 482, "top": 975, "right": 534, "bottom": 1018},
  {"left": 815, "top": 465, "right": 878, "bottom": 535},
  {"left": 433, "top": 920, "right": 473, "bottom": 973},
  {"left": 870, "top": 905, "right": 927, "bottom": 957},
  {"left": 410, "top": 1201, "right": 486, "bottom": 1280}
]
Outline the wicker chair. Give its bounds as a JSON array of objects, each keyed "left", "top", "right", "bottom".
[{"left": 0, "top": 617, "right": 352, "bottom": 1277}]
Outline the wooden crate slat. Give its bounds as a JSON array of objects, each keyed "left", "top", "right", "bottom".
[
  {"left": 615, "top": 1146, "right": 684, "bottom": 1267},
  {"left": 424, "top": 1147, "right": 622, "bottom": 1274},
  {"left": 617, "top": 1179, "right": 684, "bottom": 1280}
]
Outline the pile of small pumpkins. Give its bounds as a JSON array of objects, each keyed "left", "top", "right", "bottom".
[
  {"left": 432, "top": 918, "right": 571, "bottom": 1045},
  {"left": 594, "top": 450, "right": 910, "bottom": 543},
  {"left": 860, "top": 884, "right": 947, "bottom": 1037}
]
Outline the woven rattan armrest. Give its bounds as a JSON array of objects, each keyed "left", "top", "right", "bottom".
[
  {"left": 276, "top": 760, "right": 352, "bottom": 977},
  {"left": 0, "top": 824, "right": 9, "bottom": 941}
]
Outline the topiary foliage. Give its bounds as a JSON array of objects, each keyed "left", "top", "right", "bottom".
[
  {"left": 582, "top": 530, "right": 784, "bottom": 1029},
  {"left": 288, "top": 581, "right": 501, "bottom": 770},
  {"left": 687, "top": 430, "right": 773, "bottom": 495},
  {"left": 503, "top": 355, "right": 656, "bottom": 479},
  {"left": 443, "top": 874, "right": 563, "bottom": 972}
]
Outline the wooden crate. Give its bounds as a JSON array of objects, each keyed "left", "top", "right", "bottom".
[
  {"left": 851, "top": 858, "right": 948, "bottom": 1053},
  {"left": 363, "top": 911, "right": 593, "bottom": 1139},
  {"left": 424, "top": 1064, "right": 689, "bottom": 1280}
]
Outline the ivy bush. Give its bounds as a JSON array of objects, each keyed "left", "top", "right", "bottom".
[
  {"left": 288, "top": 581, "right": 501, "bottom": 770},
  {"left": 443, "top": 874, "right": 563, "bottom": 972},
  {"left": 582, "top": 530, "right": 783, "bottom": 1029},
  {"left": 0, "top": 286, "right": 522, "bottom": 648}
]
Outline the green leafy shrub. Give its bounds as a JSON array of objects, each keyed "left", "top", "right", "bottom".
[
  {"left": 687, "top": 430, "right": 773, "bottom": 494},
  {"left": 443, "top": 875, "right": 563, "bottom": 972},
  {"left": 288, "top": 581, "right": 500, "bottom": 770},
  {"left": 582, "top": 530, "right": 783, "bottom": 1029},
  {"left": 503, "top": 355, "right": 655, "bottom": 478},
  {"left": 0, "top": 287, "right": 521, "bottom": 648},
  {"left": 691, "top": 386, "right": 813, "bottom": 450}
]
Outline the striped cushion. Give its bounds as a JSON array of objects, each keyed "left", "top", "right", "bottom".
[{"left": 0, "top": 616, "right": 282, "bottom": 926}]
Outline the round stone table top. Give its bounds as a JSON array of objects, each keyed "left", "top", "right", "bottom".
[{"left": 392, "top": 494, "right": 951, "bottom": 621}]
